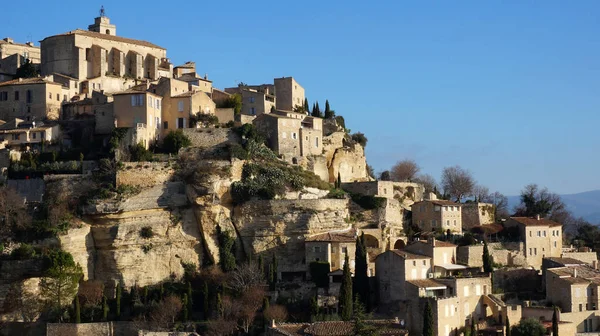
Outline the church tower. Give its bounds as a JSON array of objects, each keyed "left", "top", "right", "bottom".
[{"left": 88, "top": 6, "right": 117, "bottom": 35}]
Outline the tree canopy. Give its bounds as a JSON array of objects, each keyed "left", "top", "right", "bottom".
[
  {"left": 390, "top": 159, "right": 420, "bottom": 182},
  {"left": 15, "top": 59, "right": 39, "bottom": 79},
  {"left": 441, "top": 165, "right": 475, "bottom": 202}
]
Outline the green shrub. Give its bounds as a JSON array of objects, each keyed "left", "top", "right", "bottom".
[
  {"left": 142, "top": 244, "right": 153, "bottom": 254},
  {"left": 351, "top": 132, "right": 368, "bottom": 147},
  {"left": 225, "top": 120, "right": 235, "bottom": 128},
  {"left": 327, "top": 188, "right": 346, "bottom": 199},
  {"left": 11, "top": 244, "right": 37, "bottom": 260},
  {"left": 163, "top": 130, "right": 191, "bottom": 154},
  {"left": 140, "top": 227, "right": 154, "bottom": 239},
  {"left": 309, "top": 261, "right": 331, "bottom": 288},
  {"left": 129, "top": 143, "right": 153, "bottom": 162},
  {"left": 190, "top": 113, "right": 219, "bottom": 127},
  {"left": 351, "top": 194, "right": 385, "bottom": 209},
  {"left": 228, "top": 143, "right": 248, "bottom": 160}
]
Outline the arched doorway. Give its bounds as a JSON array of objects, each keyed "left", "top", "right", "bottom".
[
  {"left": 363, "top": 234, "right": 379, "bottom": 249},
  {"left": 393, "top": 239, "right": 406, "bottom": 250}
]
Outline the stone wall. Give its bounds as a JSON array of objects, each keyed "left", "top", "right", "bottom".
[
  {"left": 488, "top": 242, "right": 526, "bottom": 267},
  {"left": 6, "top": 178, "right": 45, "bottom": 203},
  {"left": 462, "top": 203, "right": 495, "bottom": 229},
  {"left": 46, "top": 321, "right": 137, "bottom": 336},
  {"left": 493, "top": 268, "right": 540, "bottom": 293},
  {"left": 116, "top": 162, "right": 174, "bottom": 188},
  {"left": 215, "top": 107, "right": 234, "bottom": 124},
  {"left": 181, "top": 127, "right": 240, "bottom": 149},
  {"left": 322, "top": 132, "right": 370, "bottom": 183},
  {"left": 562, "top": 252, "right": 598, "bottom": 265},
  {"left": 457, "top": 245, "right": 484, "bottom": 268}
]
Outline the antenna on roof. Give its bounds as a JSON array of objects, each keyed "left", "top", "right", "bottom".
[{"left": 100, "top": 5, "right": 106, "bottom": 17}]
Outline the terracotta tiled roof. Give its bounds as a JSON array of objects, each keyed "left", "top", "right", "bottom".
[
  {"left": 510, "top": 217, "right": 562, "bottom": 227},
  {"left": 306, "top": 229, "right": 356, "bottom": 243},
  {"left": 406, "top": 279, "right": 447, "bottom": 289},
  {"left": 44, "top": 29, "right": 165, "bottom": 50},
  {"left": 0, "top": 77, "right": 62, "bottom": 87},
  {"left": 269, "top": 323, "right": 310, "bottom": 336},
  {"left": 172, "top": 91, "right": 210, "bottom": 98},
  {"left": 548, "top": 266, "right": 600, "bottom": 284},
  {"left": 389, "top": 249, "right": 429, "bottom": 259},
  {"left": 412, "top": 239, "right": 456, "bottom": 248},
  {"left": 300, "top": 320, "right": 408, "bottom": 335},
  {"left": 545, "top": 257, "right": 587, "bottom": 266}
]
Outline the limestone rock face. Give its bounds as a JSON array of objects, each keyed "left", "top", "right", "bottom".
[
  {"left": 321, "top": 132, "right": 370, "bottom": 183},
  {"left": 232, "top": 199, "right": 350, "bottom": 273}
]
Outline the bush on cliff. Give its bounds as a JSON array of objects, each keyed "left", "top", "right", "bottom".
[{"left": 163, "top": 130, "right": 191, "bottom": 154}]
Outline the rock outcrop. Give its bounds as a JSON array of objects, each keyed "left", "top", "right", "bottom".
[{"left": 322, "top": 132, "right": 370, "bottom": 183}]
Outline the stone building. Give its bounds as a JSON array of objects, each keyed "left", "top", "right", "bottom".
[
  {"left": 341, "top": 181, "right": 424, "bottom": 206},
  {"left": 40, "top": 13, "right": 172, "bottom": 90},
  {"left": 461, "top": 202, "right": 495, "bottom": 230},
  {"left": 411, "top": 195, "right": 463, "bottom": 234},
  {"left": 0, "top": 118, "right": 60, "bottom": 148},
  {"left": 225, "top": 85, "right": 275, "bottom": 117},
  {"left": 112, "top": 89, "right": 162, "bottom": 148},
  {"left": 504, "top": 216, "right": 562, "bottom": 269},
  {"left": 376, "top": 250, "right": 432, "bottom": 304},
  {"left": 0, "top": 77, "right": 66, "bottom": 121},
  {"left": 173, "top": 62, "right": 212, "bottom": 94},
  {"left": 0, "top": 38, "right": 41, "bottom": 83},
  {"left": 253, "top": 109, "right": 323, "bottom": 161},
  {"left": 545, "top": 264, "right": 600, "bottom": 332},
  {"left": 403, "top": 238, "right": 466, "bottom": 278},
  {"left": 273, "top": 76, "right": 304, "bottom": 111},
  {"left": 305, "top": 229, "right": 357, "bottom": 274}
]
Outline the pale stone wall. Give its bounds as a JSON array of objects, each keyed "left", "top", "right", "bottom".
[
  {"left": 563, "top": 252, "right": 599, "bottom": 265},
  {"left": 46, "top": 322, "right": 137, "bottom": 336},
  {"left": 412, "top": 201, "right": 462, "bottom": 233},
  {"left": 274, "top": 77, "right": 304, "bottom": 111},
  {"left": 113, "top": 92, "right": 162, "bottom": 148},
  {"left": 0, "top": 40, "right": 40, "bottom": 64},
  {"left": 116, "top": 162, "right": 174, "bottom": 188},
  {"left": 215, "top": 107, "right": 234, "bottom": 123},
  {"left": 327, "top": 143, "right": 369, "bottom": 183},
  {"left": 488, "top": 242, "right": 526, "bottom": 267},
  {"left": 342, "top": 181, "right": 424, "bottom": 206},
  {"left": 461, "top": 203, "right": 495, "bottom": 229},
  {"left": 181, "top": 128, "right": 241, "bottom": 149},
  {"left": 0, "top": 79, "right": 63, "bottom": 120},
  {"left": 457, "top": 245, "right": 484, "bottom": 268},
  {"left": 560, "top": 310, "right": 600, "bottom": 333},
  {"left": 376, "top": 251, "right": 432, "bottom": 304}
]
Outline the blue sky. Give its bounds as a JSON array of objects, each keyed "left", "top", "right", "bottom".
[{"left": 3, "top": 1, "right": 599, "bottom": 195}]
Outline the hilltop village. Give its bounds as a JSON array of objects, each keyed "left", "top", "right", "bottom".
[{"left": 0, "top": 10, "right": 599, "bottom": 336}]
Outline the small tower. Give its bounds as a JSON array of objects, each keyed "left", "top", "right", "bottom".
[{"left": 88, "top": 6, "right": 117, "bottom": 35}]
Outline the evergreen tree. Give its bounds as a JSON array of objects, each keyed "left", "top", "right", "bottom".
[
  {"left": 354, "top": 233, "right": 370, "bottom": 311},
  {"left": 339, "top": 253, "right": 353, "bottom": 320},
  {"left": 187, "top": 281, "right": 193, "bottom": 312},
  {"left": 202, "top": 281, "right": 209, "bottom": 319},
  {"left": 304, "top": 98, "right": 309, "bottom": 112},
  {"left": 506, "top": 316, "right": 511, "bottom": 336},
  {"left": 216, "top": 293, "right": 223, "bottom": 318},
  {"left": 218, "top": 228, "right": 237, "bottom": 272},
  {"left": 312, "top": 103, "right": 317, "bottom": 115},
  {"left": 258, "top": 254, "right": 264, "bottom": 277},
  {"left": 75, "top": 296, "right": 81, "bottom": 323},
  {"left": 115, "top": 283, "right": 122, "bottom": 319},
  {"left": 263, "top": 296, "right": 270, "bottom": 310},
  {"left": 142, "top": 286, "right": 149, "bottom": 305},
  {"left": 324, "top": 100, "right": 335, "bottom": 119},
  {"left": 15, "top": 58, "right": 39, "bottom": 79},
  {"left": 337, "top": 172, "right": 342, "bottom": 189},
  {"left": 270, "top": 254, "right": 278, "bottom": 290},
  {"left": 39, "top": 250, "right": 82, "bottom": 317},
  {"left": 423, "top": 301, "right": 434, "bottom": 336},
  {"left": 310, "top": 295, "right": 319, "bottom": 321},
  {"left": 182, "top": 294, "right": 189, "bottom": 321},
  {"left": 159, "top": 283, "right": 165, "bottom": 300},
  {"left": 552, "top": 306, "right": 559, "bottom": 336},
  {"left": 353, "top": 297, "right": 378, "bottom": 336},
  {"left": 102, "top": 295, "right": 109, "bottom": 321},
  {"left": 470, "top": 316, "right": 476, "bottom": 335},
  {"left": 483, "top": 240, "right": 493, "bottom": 273}
]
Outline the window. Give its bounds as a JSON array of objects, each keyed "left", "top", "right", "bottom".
[
  {"left": 249, "top": 97, "right": 255, "bottom": 103},
  {"left": 464, "top": 286, "right": 470, "bottom": 297},
  {"left": 450, "top": 304, "right": 455, "bottom": 316},
  {"left": 543, "top": 231, "right": 546, "bottom": 237},
  {"left": 12, "top": 134, "right": 20, "bottom": 140},
  {"left": 64, "top": 95, "right": 67, "bottom": 101},
  {"left": 446, "top": 220, "right": 450, "bottom": 227},
  {"left": 177, "top": 117, "right": 185, "bottom": 129},
  {"left": 314, "top": 246, "right": 321, "bottom": 253},
  {"left": 292, "top": 132, "right": 297, "bottom": 139},
  {"left": 554, "top": 241, "right": 557, "bottom": 248},
  {"left": 476, "top": 284, "right": 481, "bottom": 295},
  {"left": 49, "top": 93, "right": 52, "bottom": 99},
  {"left": 163, "top": 121, "right": 168, "bottom": 129},
  {"left": 412, "top": 261, "right": 416, "bottom": 266},
  {"left": 56, "top": 94, "right": 60, "bottom": 101},
  {"left": 131, "top": 94, "right": 144, "bottom": 106},
  {"left": 332, "top": 247, "right": 336, "bottom": 253},
  {"left": 529, "top": 231, "right": 532, "bottom": 237},
  {"left": 342, "top": 247, "right": 348, "bottom": 254},
  {"left": 148, "top": 96, "right": 153, "bottom": 107},
  {"left": 86, "top": 48, "right": 91, "bottom": 61},
  {"left": 534, "top": 248, "right": 537, "bottom": 255},
  {"left": 453, "top": 220, "right": 457, "bottom": 227},
  {"left": 178, "top": 101, "right": 184, "bottom": 112},
  {"left": 537, "top": 231, "right": 541, "bottom": 237},
  {"left": 315, "top": 137, "right": 319, "bottom": 147},
  {"left": 14, "top": 91, "right": 19, "bottom": 101},
  {"left": 423, "top": 260, "right": 426, "bottom": 266},
  {"left": 32, "top": 132, "right": 36, "bottom": 139},
  {"left": 250, "top": 107, "right": 256, "bottom": 115},
  {"left": 156, "top": 99, "right": 160, "bottom": 109},
  {"left": 579, "top": 304, "right": 583, "bottom": 312},
  {"left": 26, "top": 90, "right": 32, "bottom": 103},
  {"left": 529, "top": 248, "right": 532, "bottom": 256},
  {"left": 156, "top": 117, "right": 160, "bottom": 129}
]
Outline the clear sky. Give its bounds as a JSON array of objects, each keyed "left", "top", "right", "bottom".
[{"left": 3, "top": 1, "right": 599, "bottom": 195}]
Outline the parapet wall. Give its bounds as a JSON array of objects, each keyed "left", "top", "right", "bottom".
[
  {"left": 562, "top": 251, "right": 598, "bottom": 265},
  {"left": 46, "top": 322, "right": 136, "bottom": 336}
]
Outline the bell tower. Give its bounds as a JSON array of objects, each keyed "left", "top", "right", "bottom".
[{"left": 88, "top": 6, "right": 117, "bottom": 35}]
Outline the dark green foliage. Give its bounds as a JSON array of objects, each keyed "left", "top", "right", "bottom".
[
  {"left": 310, "top": 262, "right": 331, "bottom": 288},
  {"left": 354, "top": 234, "right": 370, "bottom": 311},
  {"left": 351, "top": 194, "right": 386, "bottom": 210},
  {"left": 202, "top": 282, "right": 209, "bottom": 318},
  {"left": 470, "top": 316, "right": 476, "bottom": 335},
  {"left": 218, "top": 228, "right": 237, "bottom": 272},
  {"left": 552, "top": 306, "right": 559, "bottom": 336},
  {"left": 327, "top": 188, "right": 346, "bottom": 199},
  {"left": 75, "top": 296, "right": 81, "bottom": 323},
  {"left": 324, "top": 100, "right": 335, "bottom": 119},
  {"left": 102, "top": 296, "right": 109, "bottom": 321},
  {"left": 505, "top": 316, "right": 511, "bottom": 336},
  {"left": 182, "top": 293, "right": 189, "bottom": 321},
  {"left": 129, "top": 143, "right": 153, "bottom": 162},
  {"left": 353, "top": 297, "right": 379, "bottom": 336},
  {"left": 216, "top": 293, "right": 223, "bottom": 318},
  {"left": 304, "top": 98, "right": 309, "bottom": 112},
  {"left": 186, "top": 281, "right": 193, "bottom": 312},
  {"left": 311, "top": 102, "right": 323, "bottom": 118},
  {"left": 423, "top": 301, "right": 434, "bottom": 336},
  {"left": 109, "top": 127, "right": 130, "bottom": 154},
  {"left": 339, "top": 254, "right": 353, "bottom": 320},
  {"left": 335, "top": 115, "right": 346, "bottom": 129},
  {"left": 15, "top": 58, "right": 39, "bottom": 79},
  {"left": 163, "top": 130, "right": 191, "bottom": 154},
  {"left": 511, "top": 318, "right": 546, "bottom": 336},
  {"left": 270, "top": 254, "right": 278, "bottom": 291},
  {"left": 115, "top": 283, "right": 122, "bottom": 319},
  {"left": 310, "top": 295, "right": 319, "bottom": 320},
  {"left": 336, "top": 172, "right": 342, "bottom": 189},
  {"left": 263, "top": 297, "right": 270, "bottom": 310},
  {"left": 483, "top": 241, "right": 493, "bottom": 273},
  {"left": 258, "top": 254, "right": 264, "bottom": 276},
  {"left": 39, "top": 250, "right": 82, "bottom": 313},
  {"left": 190, "top": 113, "right": 219, "bottom": 127},
  {"left": 11, "top": 244, "right": 37, "bottom": 259},
  {"left": 217, "top": 93, "right": 242, "bottom": 114},
  {"left": 351, "top": 132, "right": 368, "bottom": 147},
  {"left": 140, "top": 226, "right": 154, "bottom": 239}
]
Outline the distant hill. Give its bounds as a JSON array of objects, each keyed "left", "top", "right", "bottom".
[{"left": 507, "top": 190, "right": 600, "bottom": 225}]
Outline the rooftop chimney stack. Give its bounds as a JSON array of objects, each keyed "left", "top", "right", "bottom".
[
  {"left": 574, "top": 268, "right": 578, "bottom": 278},
  {"left": 536, "top": 214, "right": 540, "bottom": 220}
]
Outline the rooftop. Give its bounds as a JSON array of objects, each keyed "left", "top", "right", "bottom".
[
  {"left": 548, "top": 265, "right": 600, "bottom": 284},
  {"left": 270, "top": 320, "right": 408, "bottom": 335},
  {"left": 544, "top": 257, "right": 587, "bottom": 266},
  {"left": 306, "top": 229, "right": 356, "bottom": 243},
  {"left": 406, "top": 279, "right": 447, "bottom": 289},
  {"left": 0, "top": 77, "right": 62, "bottom": 87},
  {"left": 389, "top": 249, "right": 430, "bottom": 260},
  {"left": 43, "top": 29, "right": 165, "bottom": 50},
  {"left": 510, "top": 217, "right": 562, "bottom": 227}
]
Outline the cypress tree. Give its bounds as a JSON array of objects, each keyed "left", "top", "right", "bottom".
[
  {"left": 339, "top": 253, "right": 353, "bottom": 320},
  {"left": 423, "top": 301, "right": 433, "bottom": 336},
  {"left": 270, "top": 254, "right": 278, "bottom": 291},
  {"left": 470, "top": 316, "right": 476, "bottom": 335},
  {"left": 187, "top": 281, "right": 193, "bottom": 313},
  {"left": 102, "top": 295, "right": 109, "bottom": 321},
  {"left": 337, "top": 172, "right": 342, "bottom": 189},
  {"left": 483, "top": 240, "right": 493, "bottom": 273},
  {"left": 216, "top": 293, "right": 223, "bottom": 318},
  {"left": 324, "top": 100, "right": 334, "bottom": 119},
  {"left": 143, "top": 286, "right": 149, "bottom": 305},
  {"left": 202, "top": 281, "right": 209, "bottom": 319},
  {"left": 310, "top": 295, "right": 319, "bottom": 320},
  {"left": 130, "top": 285, "right": 139, "bottom": 313},
  {"left": 506, "top": 316, "right": 511, "bottom": 336},
  {"left": 159, "top": 283, "right": 165, "bottom": 300},
  {"left": 182, "top": 294, "right": 189, "bottom": 321},
  {"left": 75, "top": 296, "right": 81, "bottom": 323},
  {"left": 312, "top": 103, "right": 317, "bottom": 116},
  {"left": 304, "top": 98, "right": 309, "bottom": 112},
  {"left": 263, "top": 297, "right": 270, "bottom": 310},
  {"left": 552, "top": 306, "right": 559, "bottom": 336},
  {"left": 354, "top": 233, "right": 370, "bottom": 311},
  {"left": 115, "top": 283, "right": 122, "bottom": 319},
  {"left": 258, "top": 254, "right": 264, "bottom": 277}
]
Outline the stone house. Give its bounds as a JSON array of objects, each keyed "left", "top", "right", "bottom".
[
  {"left": 253, "top": 110, "right": 323, "bottom": 161},
  {"left": 273, "top": 77, "right": 305, "bottom": 111},
  {"left": 0, "top": 118, "right": 60, "bottom": 148},
  {"left": 376, "top": 250, "right": 432, "bottom": 304},
  {"left": 112, "top": 89, "right": 162, "bottom": 148},
  {"left": 504, "top": 216, "right": 562, "bottom": 269},
  {"left": 341, "top": 181, "right": 425, "bottom": 207},
  {"left": 173, "top": 62, "right": 212, "bottom": 94},
  {"left": 411, "top": 195, "right": 463, "bottom": 234},
  {"left": 0, "top": 37, "right": 40, "bottom": 82},
  {"left": 225, "top": 86, "right": 275, "bottom": 117},
  {"left": 40, "top": 14, "right": 172, "bottom": 86},
  {"left": 461, "top": 202, "right": 495, "bottom": 230},
  {"left": 0, "top": 77, "right": 66, "bottom": 121},
  {"left": 304, "top": 229, "right": 357, "bottom": 274},
  {"left": 403, "top": 238, "right": 466, "bottom": 278},
  {"left": 546, "top": 265, "right": 600, "bottom": 333}
]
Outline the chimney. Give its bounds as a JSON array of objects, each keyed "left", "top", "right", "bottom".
[
  {"left": 204, "top": 73, "right": 208, "bottom": 80},
  {"left": 270, "top": 319, "right": 276, "bottom": 328},
  {"left": 574, "top": 268, "right": 578, "bottom": 278},
  {"left": 536, "top": 214, "right": 540, "bottom": 220},
  {"left": 593, "top": 260, "right": 598, "bottom": 270},
  {"left": 26, "top": 42, "right": 34, "bottom": 47},
  {"left": 3, "top": 37, "right": 13, "bottom": 44},
  {"left": 427, "top": 192, "right": 437, "bottom": 201}
]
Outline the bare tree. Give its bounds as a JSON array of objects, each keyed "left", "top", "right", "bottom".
[
  {"left": 472, "top": 185, "right": 490, "bottom": 202},
  {"left": 78, "top": 280, "right": 104, "bottom": 321},
  {"left": 228, "top": 261, "right": 265, "bottom": 295},
  {"left": 150, "top": 295, "right": 183, "bottom": 331},
  {"left": 238, "top": 286, "right": 265, "bottom": 333},
  {"left": 0, "top": 185, "right": 30, "bottom": 240},
  {"left": 264, "top": 304, "right": 288, "bottom": 323},
  {"left": 390, "top": 159, "right": 420, "bottom": 182},
  {"left": 490, "top": 191, "right": 509, "bottom": 219},
  {"left": 205, "top": 318, "right": 237, "bottom": 336},
  {"left": 441, "top": 166, "right": 475, "bottom": 202},
  {"left": 414, "top": 174, "right": 438, "bottom": 194}
]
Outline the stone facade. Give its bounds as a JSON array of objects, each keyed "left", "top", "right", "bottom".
[
  {"left": 181, "top": 128, "right": 241, "bottom": 149},
  {"left": 404, "top": 239, "right": 463, "bottom": 277},
  {"left": 0, "top": 77, "right": 65, "bottom": 121},
  {"left": 0, "top": 38, "right": 40, "bottom": 81},
  {"left": 0, "top": 118, "right": 60, "bottom": 148},
  {"left": 274, "top": 77, "right": 304, "bottom": 111},
  {"left": 341, "top": 181, "right": 424, "bottom": 206},
  {"left": 225, "top": 86, "right": 275, "bottom": 117},
  {"left": 113, "top": 90, "right": 162, "bottom": 148},
  {"left": 376, "top": 250, "right": 432, "bottom": 304},
  {"left": 322, "top": 132, "right": 370, "bottom": 183},
  {"left": 505, "top": 216, "right": 563, "bottom": 269},
  {"left": 411, "top": 198, "right": 463, "bottom": 234},
  {"left": 305, "top": 229, "right": 357, "bottom": 273},
  {"left": 116, "top": 162, "right": 175, "bottom": 188},
  {"left": 461, "top": 202, "right": 495, "bottom": 229}
]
